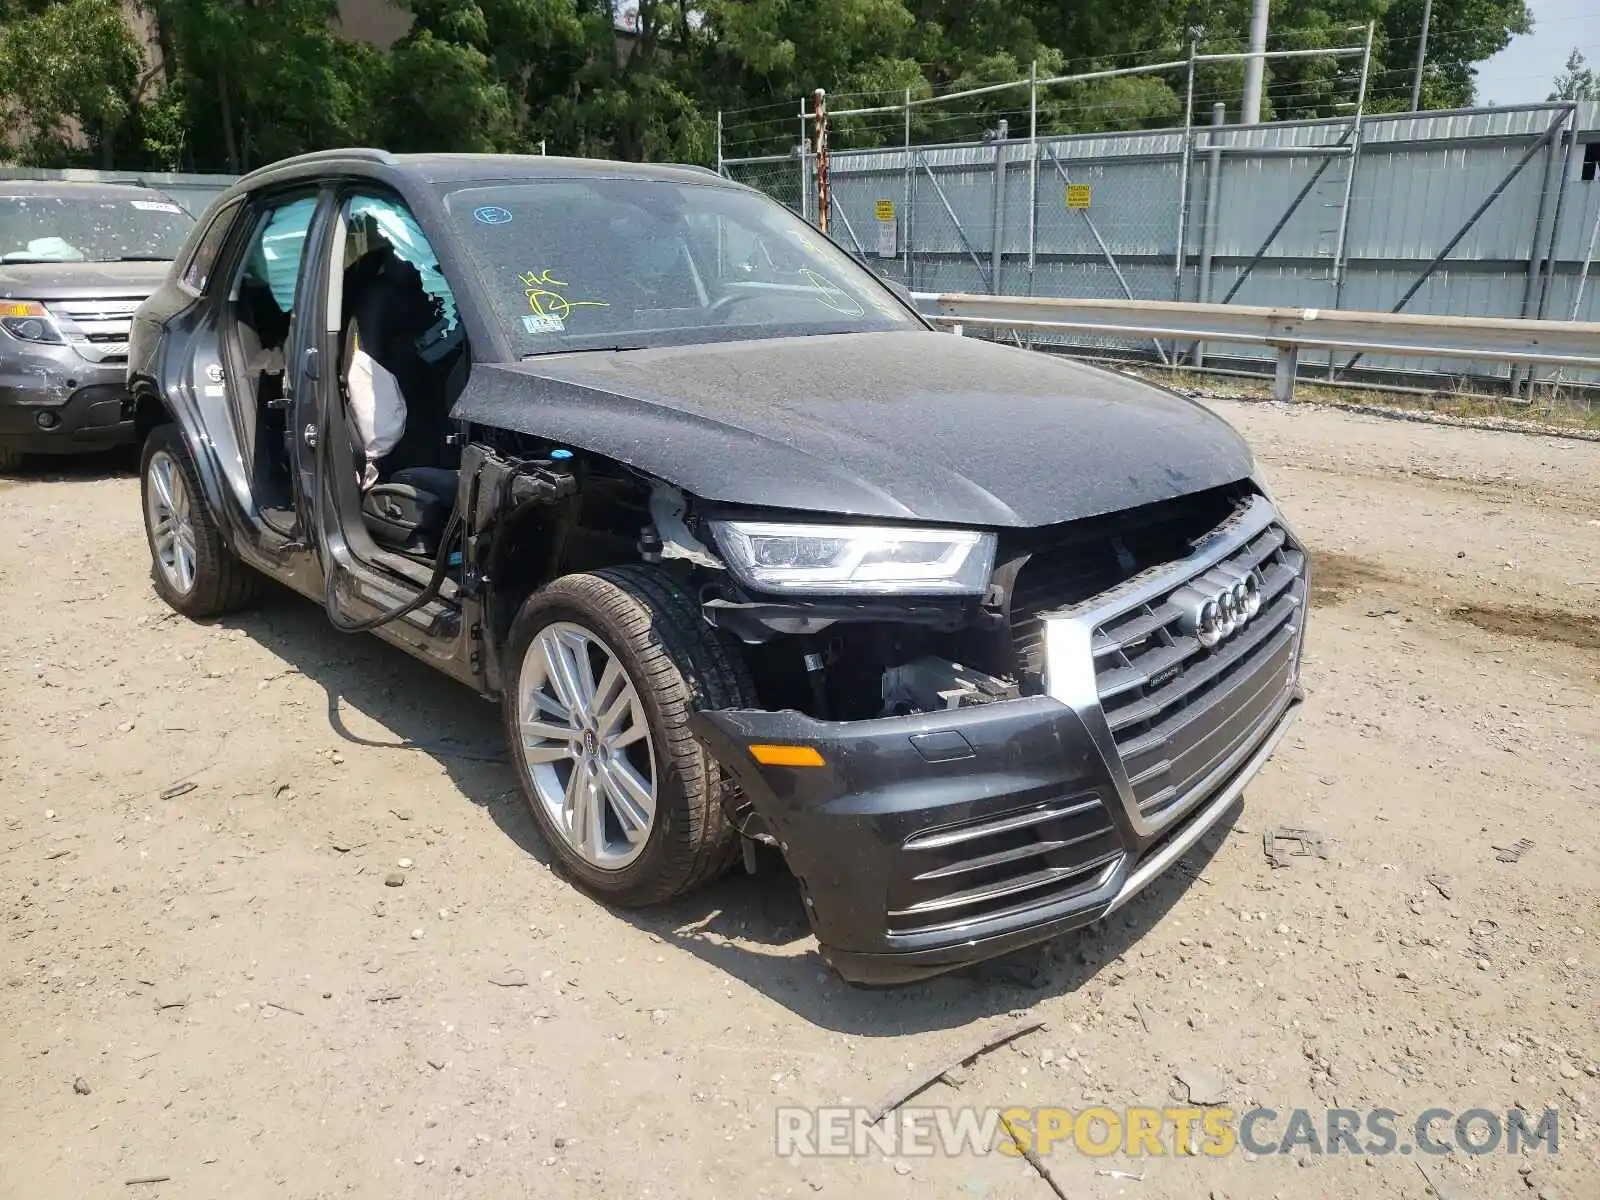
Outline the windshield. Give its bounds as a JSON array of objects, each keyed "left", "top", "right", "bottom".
[
  {"left": 442, "top": 178, "right": 918, "bottom": 354},
  {"left": 0, "top": 195, "right": 193, "bottom": 264}
]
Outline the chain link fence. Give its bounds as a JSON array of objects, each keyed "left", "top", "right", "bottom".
[
  {"left": 725, "top": 88, "right": 1600, "bottom": 393},
  {"left": 721, "top": 152, "right": 809, "bottom": 222}
]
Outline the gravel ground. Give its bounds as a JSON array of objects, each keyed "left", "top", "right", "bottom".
[{"left": 1, "top": 397, "right": 1596, "bottom": 1200}]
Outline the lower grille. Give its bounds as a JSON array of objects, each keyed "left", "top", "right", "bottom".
[{"left": 886, "top": 793, "right": 1122, "bottom": 935}]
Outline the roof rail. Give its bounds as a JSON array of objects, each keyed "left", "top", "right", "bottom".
[{"left": 235, "top": 147, "right": 399, "bottom": 185}]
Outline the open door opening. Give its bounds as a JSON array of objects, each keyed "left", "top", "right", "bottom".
[
  {"left": 307, "top": 190, "right": 479, "bottom": 637},
  {"left": 220, "top": 194, "right": 318, "bottom": 535}
]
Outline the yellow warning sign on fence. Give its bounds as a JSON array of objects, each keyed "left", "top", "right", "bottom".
[
  {"left": 1066, "top": 184, "right": 1092, "bottom": 209},
  {"left": 875, "top": 199, "right": 896, "bottom": 221}
]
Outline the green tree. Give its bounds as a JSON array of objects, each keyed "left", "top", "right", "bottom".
[
  {"left": 1259, "top": 0, "right": 1531, "bottom": 120},
  {"left": 145, "top": 0, "right": 381, "bottom": 171},
  {"left": 0, "top": 0, "right": 148, "bottom": 166},
  {"left": 1549, "top": 49, "right": 1600, "bottom": 102}
]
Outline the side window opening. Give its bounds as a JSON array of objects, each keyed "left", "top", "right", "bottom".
[
  {"left": 335, "top": 191, "right": 472, "bottom": 563},
  {"left": 227, "top": 194, "right": 317, "bottom": 512},
  {"left": 178, "top": 200, "right": 241, "bottom": 295}
]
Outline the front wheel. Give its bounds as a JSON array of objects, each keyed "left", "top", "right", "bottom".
[
  {"left": 140, "top": 424, "right": 260, "bottom": 617},
  {"left": 0, "top": 442, "right": 23, "bottom": 473},
  {"left": 502, "top": 565, "right": 757, "bottom": 906}
]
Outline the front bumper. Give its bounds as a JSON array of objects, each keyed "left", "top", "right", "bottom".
[
  {"left": 694, "top": 685, "right": 1300, "bottom": 984},
  {"left": 692, "top": 493, "right": 1307, "bottom": 985},
  {"left": 0, "top": 342, "right": 135, "bottom": 454}
]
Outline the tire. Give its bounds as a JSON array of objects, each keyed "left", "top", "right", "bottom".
[
  {"left": 0, "top": 442, "right": 22, "bottom": 473},
  {"left": 139, "top": 424, "right": 261, "bottom": 618},
  {"left": 502, "top": 564, "right": 758, "bottom": 906}
]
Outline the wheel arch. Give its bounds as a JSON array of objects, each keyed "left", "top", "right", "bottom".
[{"left": 482, "top": 453, "right": 669, "bottom": 687}]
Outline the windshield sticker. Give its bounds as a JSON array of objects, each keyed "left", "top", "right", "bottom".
[
  {"left": 473, "top": 206, "right": 514, "bottom": 225},
  {"left": 131, "top": 200, "right": 182, "bottom": 213},
  {"left": 518, "top": 269, "right": 609, "bottom": 323},
  {"left": 522, "top": 312, "right": 565, "bottom": 334},
  {"left": 798, "top": 268, "right": 866, "bottom": 317}
]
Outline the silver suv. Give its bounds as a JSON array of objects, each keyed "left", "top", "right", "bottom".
[{"left": 0, "top": 180, "right": 193, "bottom": 469}]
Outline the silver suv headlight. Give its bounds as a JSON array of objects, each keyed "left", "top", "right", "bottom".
[
  {"left": 0, "top": 300, "right": 67, "bottom": 344},
  {"left": 709, "top": 520, "right": 996, "bottom": 596}
]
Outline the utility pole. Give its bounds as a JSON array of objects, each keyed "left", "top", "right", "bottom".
[
  {"left": 1410, "top": 0, "right": 1434, "bottom": 111},
  {"left": 1241, "top": 0, "right": 1270, "bottom": 124}
]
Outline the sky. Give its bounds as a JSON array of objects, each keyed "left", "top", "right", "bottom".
[{"left": 1475, "top": 0, "right": 1600, "bottom": 104}]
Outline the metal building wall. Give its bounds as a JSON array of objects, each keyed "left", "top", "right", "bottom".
[{"left": 729, "top": 101, "right": 1600, "bottom": 389}]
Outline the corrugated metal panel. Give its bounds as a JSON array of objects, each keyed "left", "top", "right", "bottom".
[{"left": 724, "top": 102, "right": 1600, "bottom": 386}]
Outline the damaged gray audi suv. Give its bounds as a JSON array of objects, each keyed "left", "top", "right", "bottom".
[{"left": 128, "top": 150, "right": 1308, "bottom": 983}]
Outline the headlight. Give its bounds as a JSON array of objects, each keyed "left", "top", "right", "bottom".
[
  {"left": 0, "top": 301, "right": 66, "bottom": 344},
  {"left": 710, "top": 520, "right": 996, "bottom": 595}
]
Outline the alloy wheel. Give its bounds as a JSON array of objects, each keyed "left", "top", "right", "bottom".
[
  {"left": 145, "top": 449, "right": 198, "bottom": 594},
  {"left": 516, "top": 621, "right": 657, "bottom": 869}
]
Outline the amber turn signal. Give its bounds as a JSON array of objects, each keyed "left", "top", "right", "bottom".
[{"left": 747, "top": 743, "right": 826, "bottom": 767}]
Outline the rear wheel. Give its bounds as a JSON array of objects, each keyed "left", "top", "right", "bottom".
[
  {"left": 503, "top": 565, "right": 757, "bottom": 906},
  {"left": 140, "top": 424, "right": 260, "bottom": 617}
]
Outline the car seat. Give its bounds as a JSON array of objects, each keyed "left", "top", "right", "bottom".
[{"left": 339, "top": 243, "right": 458, "bottom": 556}]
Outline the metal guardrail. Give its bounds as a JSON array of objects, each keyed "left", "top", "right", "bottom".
[{"left": 912, "top": 292, "right": 1600, "bottom": 401}]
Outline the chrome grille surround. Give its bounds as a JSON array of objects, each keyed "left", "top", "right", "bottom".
[
  {"left": 1038, "top": 494, "right": 1306, "bottom": 839},
  {"left": 46, "top": 298, "right": 142, "bottom": 364}
]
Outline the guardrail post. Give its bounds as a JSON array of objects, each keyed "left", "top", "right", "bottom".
[{"left": 1273, "top": 345, "right": 1300, "bottom": 402}]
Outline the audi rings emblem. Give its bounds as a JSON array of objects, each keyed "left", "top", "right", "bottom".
[{"left": 1174, "top": 572, "right": 1263, "bottom": 650}]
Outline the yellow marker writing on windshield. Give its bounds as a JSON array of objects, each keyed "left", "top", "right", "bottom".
[
  {"left": 518, "top": 269, "right": 610, "bottom": 321},
  {"left": 798, "top": 268, "right": 865, "bottom": 317}
]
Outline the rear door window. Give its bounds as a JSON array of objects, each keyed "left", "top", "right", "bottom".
[{"left": 245, "top": 197, "right": 318, "bottom": 312}]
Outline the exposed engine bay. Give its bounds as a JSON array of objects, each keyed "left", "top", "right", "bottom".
[{"left": 605, "top": 466, "right": 1249, "bottom": 722}]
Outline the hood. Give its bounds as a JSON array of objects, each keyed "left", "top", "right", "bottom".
[
  {"left": 0, "top": 260, "right": 171, "bottom": 302},
  {"left": 454, "top": 331, "right": 1254, "bottom": 528}
]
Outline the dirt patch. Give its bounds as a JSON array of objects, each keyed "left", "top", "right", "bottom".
[
  {"left": 1450, "top": 603, "right": 1600, "bottom": 654},
  {"left": 1308, "top": 550, "right": 1394, "bottom": 607},
  {"left": 6, "top": 399, "right": 1600, "bottom": 1200}
]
